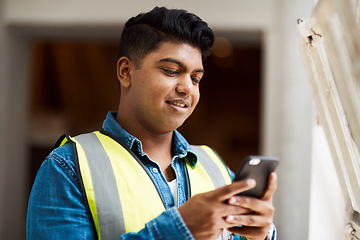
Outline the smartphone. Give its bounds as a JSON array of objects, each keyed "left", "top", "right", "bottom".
[{"left": 234, "top": 156, "right": 279, "bottom": 198}]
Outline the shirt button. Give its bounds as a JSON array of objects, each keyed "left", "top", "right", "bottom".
[{"left": 152, "top": 168, "right": 158, "bottom": 173}]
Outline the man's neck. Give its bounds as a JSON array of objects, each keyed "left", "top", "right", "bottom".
[{"left": 116, "top": 112, "right": 176, "bottom": 181}]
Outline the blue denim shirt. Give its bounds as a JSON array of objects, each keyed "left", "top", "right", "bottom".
[{"left": 27, "top": 112, "right": 275, "bottom": 240}]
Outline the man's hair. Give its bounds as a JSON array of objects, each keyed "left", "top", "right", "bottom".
[{"left": 117, "top": 6, "right": 215, "bottom": 67}]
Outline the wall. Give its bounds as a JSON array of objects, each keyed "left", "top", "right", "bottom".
[
  {"left": 4, "top": 0, "right": 276, "bottom": 29},
  {"left": 308, "top": 121, "right": 347, "bottom": 239},
  {"left": 1, "top": 0, "right": 31, "bottom": 239},
  {"left": 0, "top": 1, "right": 314, "bottom": 239},
  {"left": 262, "top": 1, "right": 315, "bottom": 238},
  {"left": 0, "top": 0, "right": 5, "bottom": 235}
]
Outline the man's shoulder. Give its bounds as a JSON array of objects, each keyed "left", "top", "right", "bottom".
[
  {"left": 42, "top": 142, "right": 82, "bottom": 187},
  {"left": 50, "top": 142, "right": 75, "bottom": 164},
  {"left": 45, "top": 142, "right": 76, "bottom": 175}
]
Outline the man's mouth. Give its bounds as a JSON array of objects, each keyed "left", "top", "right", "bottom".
[{"left": 166, "top": 100, "right": 188, "bottom": 108}]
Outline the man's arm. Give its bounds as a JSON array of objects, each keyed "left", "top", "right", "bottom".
[{"left": 27, "top": 151, "right": 95, "bottom": 240}]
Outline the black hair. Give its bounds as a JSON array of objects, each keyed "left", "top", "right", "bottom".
[{"left": 117, "top": 6, "right": 214, "bottom": 67}]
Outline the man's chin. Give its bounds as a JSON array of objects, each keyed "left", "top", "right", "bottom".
[{"left": 158, "top": 120, "right": 187, "bottom": 133}]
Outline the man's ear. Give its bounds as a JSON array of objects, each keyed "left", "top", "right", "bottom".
[{"left": 117, "top": 56, "right": 132, "bottom": 88}]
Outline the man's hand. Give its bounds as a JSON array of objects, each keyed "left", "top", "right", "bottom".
[
  {"left": 227, "top": 172, "right": 277, "bottom": 240},
  {"left": 178, "top": 179, "right": 257, "bottom": 240},
  {"left": 178, "top": 172, "right": 277, "bottom": 240}
]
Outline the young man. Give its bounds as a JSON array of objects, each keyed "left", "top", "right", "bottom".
[{"left": 27, "top": 7, "right": 277, "bottom": 240}]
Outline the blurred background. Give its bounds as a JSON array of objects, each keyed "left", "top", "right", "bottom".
[{"left": 0, "top": 0, "right": 315, "bottom": 239}]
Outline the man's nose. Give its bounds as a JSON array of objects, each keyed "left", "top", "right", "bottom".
[{"left": 175, "top": 75, "right": 193, "bottom": 95}]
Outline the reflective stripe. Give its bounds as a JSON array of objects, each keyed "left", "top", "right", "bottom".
[
  {"left": 198, "top": 145, "right": 232, "bottom": 185},
  {"left": 66, "top": 136, "right": 100, "bottom": 238},
  {"left": 74, "top": 133, "right": 124, "bottom": 240},
  {"left": 191, "top": 145, "right": 232, "bottom": 188},
  {"left": 185, "top": 157, "right": 216, "bottom": 195},
  {"left": 187, "top": 146, "right": 232, "bottom": 196},
  {"left": 93, "top": 132, "right": 165, "bottom": 233}
]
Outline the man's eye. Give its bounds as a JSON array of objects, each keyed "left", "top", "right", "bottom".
[
  {"left": 163, "top": 69, "right": 178, "bottom": 75},
  {"left": 192, "top": 78, "right": 200, "bottom": 84}
]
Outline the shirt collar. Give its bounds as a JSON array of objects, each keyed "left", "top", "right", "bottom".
[{"left": 101, "top": 111, "right": 198, "bottom": 166}]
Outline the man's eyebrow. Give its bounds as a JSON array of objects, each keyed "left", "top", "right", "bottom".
[{"left": 158, "top": 58, "right": 205, "bottom": 73}]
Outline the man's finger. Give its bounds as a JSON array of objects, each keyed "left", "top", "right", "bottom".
[
  {"left": 261, "top": 172, "right": 277, "bottom": 201},
  {"left": 209, "top": 179, "right": 256, "bottom": 201},
  {"left": 225, "top": 214, "right": 271, "bottom": 228}
]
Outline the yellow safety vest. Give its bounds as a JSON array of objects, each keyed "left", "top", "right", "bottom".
[{"left": 57, "top": 130, "right": 232, "bottom": 240}]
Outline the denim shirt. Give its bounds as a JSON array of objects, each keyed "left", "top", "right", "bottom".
[{"left": 27, "top": 112, "right": 275, "bottom": 240}]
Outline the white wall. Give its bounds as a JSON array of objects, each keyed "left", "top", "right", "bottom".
[
  {"left": 308, "top": 121, "right": 347, "bottom": 240},
  {"left": 0, "top": 1, "right": 315, "bottom": 239},
  {"left": 262, "top": 1, "right": 315, "bottom": 238},
  {"left": 4, "top": 0, "right": 276, "bottom": 29}
]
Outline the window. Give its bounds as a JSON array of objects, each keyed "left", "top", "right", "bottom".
[{"left": 299, "top": 0, "right": 360, "bottom": 237}]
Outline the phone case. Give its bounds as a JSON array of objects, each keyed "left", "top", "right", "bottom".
[{"left": 234, "top": 156, "right": 279, "bottom": 198}]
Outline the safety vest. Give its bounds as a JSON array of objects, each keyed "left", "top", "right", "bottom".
[{"left": 56, "top": 130, "right": 232, "bottom": 240}]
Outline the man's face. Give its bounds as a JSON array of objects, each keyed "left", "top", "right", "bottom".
[{"left": 124, "top": 41, "right": 204, "bottom": 134}]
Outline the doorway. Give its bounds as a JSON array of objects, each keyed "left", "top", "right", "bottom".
[{"left": 28, "top": 32, "right": 262, "bottom": 188}]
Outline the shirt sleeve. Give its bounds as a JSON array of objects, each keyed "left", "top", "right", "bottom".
[{"left": 26, "top": 144, "right": 194, "bottom": 240}]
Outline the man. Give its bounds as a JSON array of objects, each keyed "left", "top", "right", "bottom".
[{"left": 27, "top": 6, "right": 277, "bottom": 240}]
